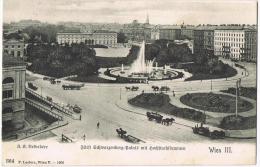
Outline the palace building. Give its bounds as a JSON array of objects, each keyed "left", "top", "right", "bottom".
[{"left": 56, "top": 30, "right": 117, "bottom": 47}]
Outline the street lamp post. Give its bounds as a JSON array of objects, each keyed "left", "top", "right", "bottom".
[
  {"left": 120, "top": 87, "right": 122, "bottom": 100},
  {"left": 235, "top": 82, "right": 238, "bottom": 117},
  {"left": 210, "top": 70, "right": 212, "bottom": 91},
  {"left": 235, "top": 78, "right": 241, "bottom": 117},
  {"left": 41, "top": 87, "right": 42, "bottom": 96}
]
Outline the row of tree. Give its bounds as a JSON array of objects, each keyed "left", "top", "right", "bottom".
[{"left": 27, "top": 43, "right": 98, "bottom": 77}]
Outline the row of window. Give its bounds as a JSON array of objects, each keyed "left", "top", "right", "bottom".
[
  {"left": 4, "top": 45, "right": 22, "bottom": 48},
  {"left": 59, "top": 40, "right": 116, "bottom": 44},
  {"left": 215, "top": 32, "right": 244, "bottom": 37},
  {"left": 214, "top": 37, "right": 244, "bottom": 42},
  {"left": 214, "top": 43, "right": 244, "bottom": 47},
  {"left": 58, "top": 35, "right": 116, "bottom": 38},
  {"left": 4, "top": 50, "right": 21, "bottom": 56}
]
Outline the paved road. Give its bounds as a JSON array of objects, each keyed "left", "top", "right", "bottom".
[{"left": 26, "top": 61, "right": 256, "bottom": 143}]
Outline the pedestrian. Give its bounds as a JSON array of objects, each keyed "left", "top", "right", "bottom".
[
  {"left": 79, "top": 115, "right": 81, "bottom": 121},
  {"left": 97, "top": 122, "right": 100, "bottom": 129},
  {"left": 83, "top": 134, "right": 86, "bottom": 141}
]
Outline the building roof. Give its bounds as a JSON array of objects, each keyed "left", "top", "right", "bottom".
[
  {"left": 3, "top": 53, "right": 26, "bottom": 68},
  {"left": 93, "top": 30, "right": 117, "bottom": 33},
  {"left": 194, "top": 25, "right": 218, "bottom": 30},
  {"left": 159, "top": 25, "right": 181, "bottom": 30}
]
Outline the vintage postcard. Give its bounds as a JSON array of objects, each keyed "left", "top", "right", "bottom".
[{"left": 1, "top": 0, "right": 258, "bottom": 166}]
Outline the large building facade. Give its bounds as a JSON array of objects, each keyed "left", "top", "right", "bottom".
[
  {"left": 57, "top": 31, "right": 117, "bottom": 47},
  {"left": 192, "top": 25, "right": 256, "bottom": 62},
  {"left": 3, "top": 39, "right": 25, "bottom": 58},
  {"left": 244, "top": 29, "right": 257, "bottom": 62},
  {"left": 214, "top": 28, "right": 246, "bottom": 60},
  {"left": 181, "top": 25, "right": 195, "bottom": 39},
  {"left": 159, "top": 25, "right": 181, "bottom": 41},
  {"left": 2, "top": 54, "right": 26, "bottom": 133}
]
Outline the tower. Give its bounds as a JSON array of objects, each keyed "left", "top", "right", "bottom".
[{"left": 145, "top": 14, "right": 149, "bottom": 24}]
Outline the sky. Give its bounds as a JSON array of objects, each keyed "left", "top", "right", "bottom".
[{"left": 3, "top": 0, "right": 258, "bottom": 25}]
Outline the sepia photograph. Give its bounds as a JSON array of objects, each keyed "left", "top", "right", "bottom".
[{"left": 1, "top": 0, "right": 258, "bottom": 166}]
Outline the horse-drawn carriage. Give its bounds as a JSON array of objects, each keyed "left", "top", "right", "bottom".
[
  {"left": 125, "top": 86, "right": 139, "bottom": 91},
  {"left": 116, "top": 128, "right": 145, "bottom": 143},
  {"left": 146, "top": 112, "right": 175, "bottom": 125},
  {"left": 151, "top": 86, "right": 159, "bottom": 91},
  {"left": 160, "top": 86, "right": 170, "bottom": 92},
  {"left": 131, "top": 86, "right": 139, "bottom": 91},
  {"left": 28, "top": 82, "right": 38, "bottom": 91},
  {"left": 62, "top": 83, "right": 84, "bottom": 90},
  {"left": 146, "top": 112, "right": 163, "bottom": 123},
  {"left": 192, "top": 123, "right": 225, "bottom": 139}
]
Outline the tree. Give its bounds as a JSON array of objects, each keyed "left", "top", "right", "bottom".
[{"left": 117, "top": 32, "right": 127, "bottom": 43}]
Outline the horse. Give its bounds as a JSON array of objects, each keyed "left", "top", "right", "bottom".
[
  {"left": 125, "top": 86, "right": 131, "bottom": 91},
  {"left": 162, "top": 118, "right": 175, "bottom": 126}
]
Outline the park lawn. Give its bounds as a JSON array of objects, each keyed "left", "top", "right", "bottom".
[
  {"left": 128, "top": 93, "right": 205, "bottom": 122},
  {"left": 185, "top": 64, "right": 237, "bottom": 81},
  {"left": 180, "top": 93, "right": 253, "bottom": 113},
  {"left": 69, "top": 75, "right": 116, "bottom": 83},
  {"left": 221, "top": 87, "right": 257, "bottom": 100},
  {"left": 219, "top": 115, "right": 256, "bottom": 130}
]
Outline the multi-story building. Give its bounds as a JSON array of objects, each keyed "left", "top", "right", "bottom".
[
  {"left": 244, "top": 29, "right": 257, "bottom": 62},
  {"left": 214, "top": 26, "right": 247, "bottom": 60},
  {"left": 3, "top": 39, "right": 25, "bottom": 58},
  {"left": 151, "top": 25, "right": 160, "bottom": 40},
  {"left": 2, "top": 53, "right": 26, "bottom": 133},
  {"left": 181, "top": 25, "right": 195, "bottom": 39},
  {"left": 193, "top": 29, "right": 205, "bottom": 55},
  {"left": 193, "top": 26, "right": 216, "bottom": 57},
  {"left": 158, "top": 25, "right": 181, "bottom": 41},
  {"left": 57, "top": 30, "right": 117, "bottom": 47},
  {"left": 203, "top": 28, "right": 215, "bottom": 56}
]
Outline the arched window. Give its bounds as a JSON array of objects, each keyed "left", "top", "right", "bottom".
[
  {"left": 3, "top": 107, "right": 13, "bottom": 114},
  {"left": 2, "top": 77, "right": 14, "bottom": 84}
]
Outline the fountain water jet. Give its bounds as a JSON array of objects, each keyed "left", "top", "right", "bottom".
[{"left": 129, "top": 41, "right": 154, "bottom": 75}]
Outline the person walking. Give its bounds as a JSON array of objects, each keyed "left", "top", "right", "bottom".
[
  {"left": 83, "top": 134, "right": 86, "bottom": 141},
  {"left": 97, "top": 122, "right": 100, "bottom": 129}
]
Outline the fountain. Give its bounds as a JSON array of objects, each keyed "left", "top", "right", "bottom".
[
  {"left": 129, "top": 41, "right": 154, "bottom": 75},
  {"left": 106, "top": 41, "right": 182, "bottom": 83}
]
